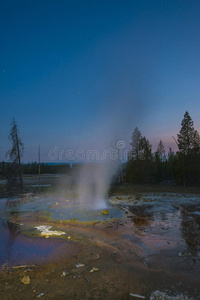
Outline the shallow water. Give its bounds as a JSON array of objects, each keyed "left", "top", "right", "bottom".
[
  {"left": 2, "top": 196, "right": 124, "bottom": 222},
  {"left": 0, "top": 218, "right": 80, "bottom": 266},
  {"left": 111, "top": 193, "right": 200, "bottom": 260},
  {"left": 1, "top": 192, "right": 200, "bottom": 299},
  {"left": 0, "top": 195, "right": 124, "bottom": 267}
]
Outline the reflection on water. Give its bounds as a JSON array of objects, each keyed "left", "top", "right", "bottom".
[
  {"left": 128, "top": 205, "right": 153, "bottom": 228},
  {"left": 6, "top": 198, "right": 22, "bottom": 207},
  {"left": 1, "top": 219, "right": 20, "bottom": 261},
  {"left": 0, "top": 217, "right": 80, "bottom": 267},
  {"left": 132, "top": 216, "right": 151, "bottom": 226},
  {"left": 126, "top": 197, "right": 200, "bottom": 258},
  {"left": 180, "top": 204, "right": 200, "bottom": 256},
  {"left": 128, "top": 205, "right": 154, "bottom": 218}
]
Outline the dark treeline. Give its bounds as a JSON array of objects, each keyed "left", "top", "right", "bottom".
[
  {"left": 1, "top": 111, "right": 200, "bottom": 189},
  {"left": 126, "top": 111, "right": 200, "bottom": 186},
  {"left": 22, "top": 162, "right": 71, "bottom": 174},
  {"left": 0, "top": 162, "right": 71, "bottom": 176}
]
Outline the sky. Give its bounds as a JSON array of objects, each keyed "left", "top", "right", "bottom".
[{"left": 1, "top": 0, "right": 200, "bottom": 162}]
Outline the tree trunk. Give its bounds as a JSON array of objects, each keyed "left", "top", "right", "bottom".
[{"left": 16, "top": 139, "right": 23, "bottom": 190}]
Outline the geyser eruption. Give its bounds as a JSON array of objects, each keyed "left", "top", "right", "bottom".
[
  {"left": 69, "top": 75, "right": 144, "bottom": 210},
  {"left": 76, "top": 162, "right": 119, "bottom": 210}
]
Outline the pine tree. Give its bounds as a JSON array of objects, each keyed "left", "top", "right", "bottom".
[
  {"left": 6, "top": 118, "right": 24, "bottom": 190},
  {"left": 193, "top": 130, "right": 200, "bottom": 154},
  {"left": 139, "top": 136, "right": 152, "bottom": 160},
  {"left": 168, "top": 147, "right": 175, "bottom": 184},
  {"left": 129, "top": 127, "right": 142, "bottom": 160},
  {"left": 177, "top": 111, "right": 200, "bottom": 185},
  {"left": 155, "top": 140, "right": 165, "bottom": 162},
  {"left": 127, "top": 127, "right": 153, "bottom": 183},
  {"left": 154, "top": 140, "right": 166, "bottom": 182},
  {"left": 177, "top": 111, "right": 195, "bottom": 155}
]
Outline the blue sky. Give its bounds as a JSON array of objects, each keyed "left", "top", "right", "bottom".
[{"left": 1, "top": 0, "right": 200, "bottom": 162}]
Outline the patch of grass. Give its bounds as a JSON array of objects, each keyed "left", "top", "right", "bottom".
[
  {"left": 109, "top": 184, "right": 200, "bottom": 196},
  {"left": 134, "top": 193, "right": 142, "bottom": 200},
  {"left": 115, "top": 196, "right": 123, "bottom": 200}
]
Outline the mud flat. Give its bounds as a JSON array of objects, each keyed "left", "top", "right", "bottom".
[{"left": 0, "top": 192, "right": 200, "bottom": 299}]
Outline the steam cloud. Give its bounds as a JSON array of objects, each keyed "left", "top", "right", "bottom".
[{"left": 75, "top": 162, "right": 119, "bottom": 209}]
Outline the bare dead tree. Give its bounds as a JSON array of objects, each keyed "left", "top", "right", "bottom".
[
  {"left": 38, "top": 145, "right": 41, "bottom": 191},
  {"left": 6, "top": 118, "right": 24, "bottom": 190}
]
